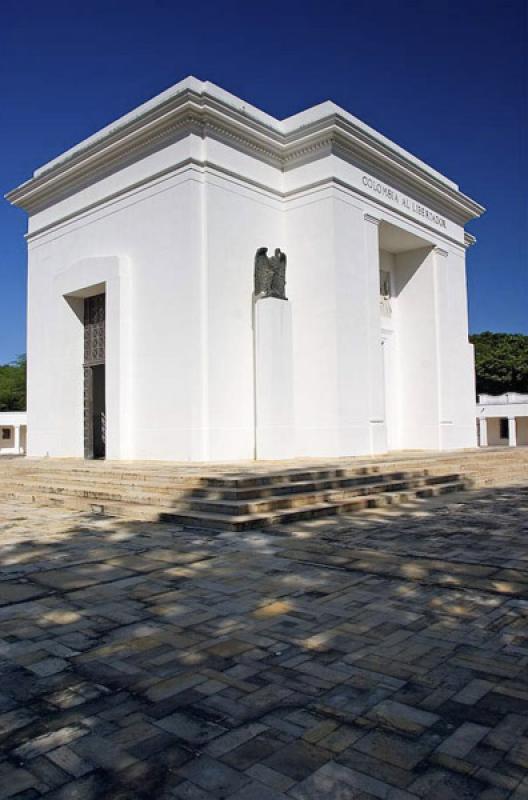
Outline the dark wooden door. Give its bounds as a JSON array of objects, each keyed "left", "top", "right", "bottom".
[{"left": 84, "top": 294, "right": 106, "bottom": 459}]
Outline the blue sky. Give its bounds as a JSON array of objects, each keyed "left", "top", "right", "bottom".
[{"left": 0, "top": 0, "right": 526, "bottom": 363}]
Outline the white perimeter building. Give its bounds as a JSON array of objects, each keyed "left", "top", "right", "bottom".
[
  {"left": 0, "top": 412, "right": 27, "bottom": 455},
  {"left": 7, "top": 77, "right": 484, "bottom": 461},
  {"left": 478, "top": 394, "right": 528, "bottom": 448}
]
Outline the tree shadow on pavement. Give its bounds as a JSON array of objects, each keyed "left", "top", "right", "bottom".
[{"left": 0, "top": 484, "right": 527, "bottom": 799}]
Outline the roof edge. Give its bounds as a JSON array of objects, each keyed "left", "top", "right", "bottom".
[{"left": 6, "top": 78, "right": 485, "bottom": 223}]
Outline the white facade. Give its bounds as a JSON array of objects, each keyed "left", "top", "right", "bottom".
[
  {"left": 8, "top": 77, "right": 484, "bottom": 461},
  {"left": 0, "top": 411, "right": 27, "bottom": 455},
  {"left": 477, "top": 393, "right": 528, "bottom": 448}
]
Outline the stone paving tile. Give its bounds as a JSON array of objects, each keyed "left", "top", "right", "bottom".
[
  {"left": 0, "top": 486, "right": 528, "bottom": 797},
  {"left": 228, "top": 782, "right": 289, "bottom": 800},
  {"left": 0, "top": 763, "right": 40, "bottom": 799},
  {"left": 366, "top": 699, "right": 439, "bottom": 735},
  {"left": 261, "top": 740, "right": 332, "bottom": 782},
  {"left": 435, "top": 720, "right": 490, "bottom": 757},
  {"left": 47, "top": 745, "right": 94, "bottom": 777},
  {"left": 353, "top": 728, "right": 441, "bottom": 770},
  {"left": 289, "top": 760, "right": 415, "bottom": 799},
  {"left": 177, "top": 754, "right": 250, "bottom": 796}
]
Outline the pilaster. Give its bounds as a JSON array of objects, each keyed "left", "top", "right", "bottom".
[
  {"left": 433, "top": 246, "right": 453, "bottom": 447},
  {"left": 364, "top": 213, "right": 386, "bottom": 453}
]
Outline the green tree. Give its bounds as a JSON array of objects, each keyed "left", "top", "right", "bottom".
[
  {"left": 0, "top": 354, "right": 26, "bottom": 411},
  {"left": 470, "top": 332, "right": 528, "bottom": 396}
]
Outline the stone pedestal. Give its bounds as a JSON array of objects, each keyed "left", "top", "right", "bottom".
[{"left": 254, "top": 297, "right": 294, "bottom": 459}]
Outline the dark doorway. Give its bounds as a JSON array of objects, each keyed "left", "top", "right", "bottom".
[
  {"left": 83, "top": 293, "right": 106, "bottom": 459},
  {"left": 92, "top": 365, "right": 106, "bottom": 458}
]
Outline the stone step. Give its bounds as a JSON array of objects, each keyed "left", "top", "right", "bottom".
[
  {"left": 199, "top": 464, "right": 383, "bottom": 488},
  {"left": 0, "top": 478, "right": 197, "bottom": 501},
  {"left": 0, "top": 469, "right": 206, "bottom": 489},
  {"left": 0, "top": 489, "right": 165, "bottom": 519}
]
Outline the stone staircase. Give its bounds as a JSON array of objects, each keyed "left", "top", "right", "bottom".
[
  {"left": 158, "top": 467, "right": 469, "bottom": 529},
  {"left": 0, "top": 448, "right": 525, "bottom": 530},
  {"left": 0, "top": 461, "right": 466, "bottom": 531}
]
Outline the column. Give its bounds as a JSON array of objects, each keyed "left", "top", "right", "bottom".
[
  {"left": 364, "top": 214, "right": 386, "bottom": 453},
  {"left": 508, "top": 416, "right": 517, "bottom": 447},
  {"left": 13, "top": 425, "right": 20, "bottom": 454},
  {"left": 478, "top": 417, "right": 488, "bottom": 447}
]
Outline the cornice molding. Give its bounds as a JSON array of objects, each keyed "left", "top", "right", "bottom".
[
  {"left": 464, "top": 232, "right": 477, "bottom": 249},
  {"left": 284, "top": 119, "right": 484, "bottom": 224},
  {"left": 6, "top": 85, "right": 485, "bottom": 227},
  {"left": 25, "top": 158, "right": 281, "bottom": 243},
  {"left": 25, "top": 159, "right": 474, "bottom": 252}
]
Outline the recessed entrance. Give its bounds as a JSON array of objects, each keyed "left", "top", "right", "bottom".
[
  {"left": 83, "top": 293, "right": 106, "bottom": 459},
  {"left": 378, "top": 221, "right": 436, "bottom": 451}
]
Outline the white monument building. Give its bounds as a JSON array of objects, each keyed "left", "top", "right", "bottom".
[{"left": 7, "top": 77, "right": 484, "bottom": 462}]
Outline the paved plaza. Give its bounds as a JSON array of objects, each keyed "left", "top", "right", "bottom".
[{"left": 0, "top": 486, "right": 528, "bottom": 799}]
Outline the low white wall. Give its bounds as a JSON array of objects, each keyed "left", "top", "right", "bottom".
[
  {"left": 479, "top": 392, "right": 528, "bottom": 404},
  {"left": 479, "top": 403, "right": 528, "bottom": 419}
]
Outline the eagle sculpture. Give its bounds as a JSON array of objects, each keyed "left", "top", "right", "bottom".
[{"left": 254, "top": 247, "right": 287, "bottom": 300}]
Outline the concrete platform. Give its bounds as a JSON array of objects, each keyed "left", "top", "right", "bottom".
[{"left": 0, "top": 448, "right": 526, "bottom": 529}]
